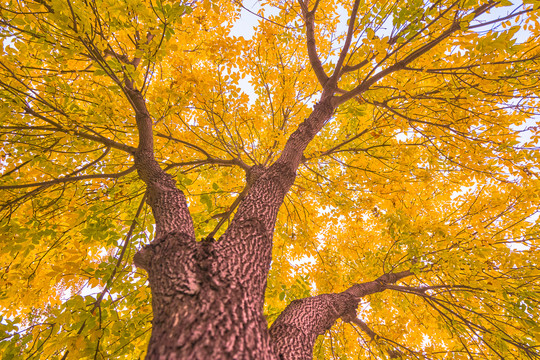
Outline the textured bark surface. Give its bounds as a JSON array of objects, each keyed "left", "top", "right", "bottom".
[
  {"left": 131, "top": 95, "right": 339, "bottom": 359},
  {"left": 270, "top": 293, "right": 358, "bottom": 360},
  {"left": 125, "top": 48, "right": 413, "bottom": 357},
  {"left": 269, "top": 271, "right": 413, "bottom": 360},
  {"left": 135, "top": 232, "right": 277, "bottom": 359}
]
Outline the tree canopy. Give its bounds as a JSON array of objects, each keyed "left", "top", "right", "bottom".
[{"left": 1, "top": 0, "right": 540, "bottom": 358}]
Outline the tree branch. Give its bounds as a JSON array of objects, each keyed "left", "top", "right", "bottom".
[
  {"left": 0, "top": 167, "right": 136, "bottom": 190},
  {"left": 348, "top": 317, "right": 378, "bottom": 340},
  {"left": 156, "top": 132, "right": 250, "bottom": 172},
  {"left": 315, "top": 128, "right": 370, "bottom": 159},
  {"left": 333, "top": 1, "right": 497, "bottom": 106},
  {"left": 0, "top": 166, "right": 135, "bottom": 190},
  {"left": 24, "top": 106, "right": 136, "bottom": 154},
  {"left": 331, "top": 0, "right": 361, "bottom": 81},
  {"left": 0, "top": 148, "right": 134, "bottom": 213},
  {"left": 300, "top": 1, "right": 329, "bottom": 87},
  {"left": 270, "top": 270, "right": 413, "bottom": 359},
  {"left": 62, "top": 194, "right": 146, "bottom": 360},
  {"left": 214, "top": 91, "right": 336, "bottom": 299},
  {"left": 125, "top": 87, "right": 195, "bottom": 239}
]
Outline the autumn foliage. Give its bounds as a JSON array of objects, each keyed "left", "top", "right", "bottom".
[{"left": 1, "top": 0, "right": 540, "bottom": 358}]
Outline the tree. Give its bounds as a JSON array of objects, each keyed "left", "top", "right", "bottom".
[{"left": 0, "top": 0, "right": 539, "bottom": 358}]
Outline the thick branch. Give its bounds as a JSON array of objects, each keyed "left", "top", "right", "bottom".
[
  {"left": 270, "top": 270, "right": 413, "bottom": 360},
  {"left": 215, "top": 93, "right": 335, "bottom": 298},
  {"left": 213, "top": 4, "right": 341, "bottom": 291},
  {"left": 300, "top": 3, "right": 329, "bottom": 87},
  {"left": 212, "top": 2, "right": 342, "bottom": 293},
  {"left": 340, "top": 58, "right": 369, "bottom": 75},
  {"left": 125, "top": 87, "right": 194, "bottom": 239},
  {"left": 331, "top": 0, "right": 361, "bottom": 80},
  {"left": 344, "top": 270, "right": 413, "bottom": 299},
  {"left": 275, "top": 92, "right": 335, "bottom": 172}
]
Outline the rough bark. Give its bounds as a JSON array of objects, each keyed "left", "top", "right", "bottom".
[
  {"left": 124, "top": 49, "right": 418, "bottom": 357},
  {"left": 125, "top": 3, "right": 417, "bottom": 353},
  {"left": 130, "top": 87, "right": 337, "bottom": 358},
  {"left": 135, "top": 232, "right": 277, "bottom": 359},
  {"left": 269, "top": 271, "right": 413, "bottom": 360},
  {"left": 126, "top": 88, "right": 194, "bottom": 240}
]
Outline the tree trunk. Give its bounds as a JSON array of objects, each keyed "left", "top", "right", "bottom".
[
  {"left": 124, "top": 76, "right": 416, "bottom": 358},
  {"left": 131, "top": 93, "right": 336, "bottom": 359},
  {"left": 123, "top": 67, "right": 417, "bottom": 360},
  {"left": 134, "top": 232, "right": 277, "bottom": 359}
]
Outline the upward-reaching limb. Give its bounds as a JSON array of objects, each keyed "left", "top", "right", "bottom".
[
  {"left": 215, "top": 90, "right": 337, "bottom": 296},
  {"left": 125, "top": 85, "right": 195, "bottom": 240},
  {"left": 84, "top": 28, "right": 196, "bottom": 240}
]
